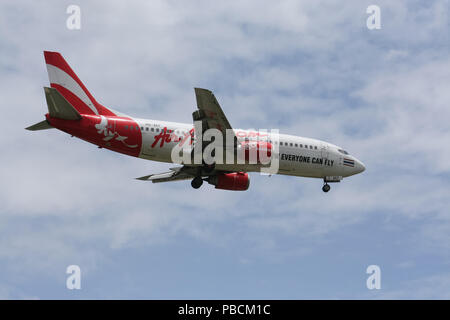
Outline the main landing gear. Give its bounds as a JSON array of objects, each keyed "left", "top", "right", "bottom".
[
  {"left": 191, "top": 162, "right": 215, "bottom": 189},
  {"left": 191, "top": 176, "right": 203, "bottom": 189},
  {"left": 322, "top": 182, "right": 331, "bottom": 193}
]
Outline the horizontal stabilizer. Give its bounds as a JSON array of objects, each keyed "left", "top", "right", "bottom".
[
  {"left": 25, "top": 120, "right": 54, "bottom": 131},
  {"left": 44, "top": 87, "right": 82, "bottom": 120}
]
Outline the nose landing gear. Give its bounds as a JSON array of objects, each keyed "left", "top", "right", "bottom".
[{"left": 322, "top": 176, "right": 341, "bottom": 192}]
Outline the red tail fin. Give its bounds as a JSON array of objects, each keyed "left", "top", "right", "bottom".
[{"left": 44, "top": 51, "right": 116, "bottom": 116}]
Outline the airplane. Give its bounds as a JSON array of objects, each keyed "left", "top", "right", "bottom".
[{"left": 26, "top": 51, "right": 365, "bottom": 192}]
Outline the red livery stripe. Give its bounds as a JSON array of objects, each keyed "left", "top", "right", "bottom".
[{"left": 44, "top": 51, "right": 116, "bottom": 117}]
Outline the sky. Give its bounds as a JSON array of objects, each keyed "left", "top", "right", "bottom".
[{"left": 0, "top": 0, "right": 449, "bottom": 299}]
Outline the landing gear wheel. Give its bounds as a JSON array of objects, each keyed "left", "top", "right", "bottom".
[
  {"left": 191, "top": 176, "right": 203, "bottom": 189},
  {"left": 322, "top": 183, "right": 330, "bottom": 193}
]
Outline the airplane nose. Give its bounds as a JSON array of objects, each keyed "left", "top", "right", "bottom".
[{"left": 355, "top": 159, "right": 365, "bottom": 174}]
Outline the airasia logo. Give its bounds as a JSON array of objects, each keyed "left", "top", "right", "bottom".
[
  {"left": 151, "top": 127, "right": 269, "bottom": 149},
  {"left": 151, "top": 127, "right": 194, "bottom": 148}
]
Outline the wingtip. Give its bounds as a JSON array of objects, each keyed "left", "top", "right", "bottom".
[
  {"left": 194, "top": 87, "right": 212, "bottom": 93},
  {"left": 135, "top": 176, "right": 151, "bottom": 181}
]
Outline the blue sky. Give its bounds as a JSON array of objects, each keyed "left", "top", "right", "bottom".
[{"left": 0, "top": 0, "right": 449, "bottom": 299}]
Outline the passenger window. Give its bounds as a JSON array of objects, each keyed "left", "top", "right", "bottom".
[
  {"left": 290, "top": 143, "right": 293, "bottom": 147},
  {"left": 156, "top": 128, "right": 160, "bottom": 132},
  {"left": 125, "top": 125, "right": 128, "bottom": 130},
  {"left": 151, "top": 128, "right": 154, "bottom": 132},
  {"left": 310, "top": 145, "right": 313, "bottom": 149},
  {"left": 141, "top": 127, "right": 144, "bottom": 131},
  {"left": 304, "top": 145, "right": 308, "bottom": 148},
  {"left": 314, "top": 146, "right": 317, "bottom": 150},
  {"left": 280, "top": 142, "right": 283, "bottom": 146},
  {"left": 300, "top": 144, "right": 302, "bottom": 148},
  {"left": 295, "top": 143, "right": 298, "bottom": 147}
]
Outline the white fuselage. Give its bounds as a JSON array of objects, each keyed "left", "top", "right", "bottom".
[{"left": 133, "top": 118, "right": 365, "bottom": 180}]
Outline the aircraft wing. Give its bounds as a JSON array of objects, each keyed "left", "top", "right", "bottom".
[
  {"left": 136, "top": 166, "right": 195, "bottom": 183},
  {"left": 136, "top": 165, "right": 236, "bottom": 184},
  {"left": 193, "top": 88, "right": 239, "bottom": 144},
  {"left": 138, "top": 89, "right": 244, "bottom": 184}
]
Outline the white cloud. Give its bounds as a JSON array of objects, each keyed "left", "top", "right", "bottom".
[
  {"left": 368, "top": 272, "right": 450, "bottom": 299},
  {"left": 0, "top": 0, "right": 448, "bottom": 298}
]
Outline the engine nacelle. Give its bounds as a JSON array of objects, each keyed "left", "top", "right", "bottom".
[
  {"left": 207, "top": 172, "right": 250, "bottom": 191},
  {"left": 239, "top": 140, "right": 272, "bottom": 164}
]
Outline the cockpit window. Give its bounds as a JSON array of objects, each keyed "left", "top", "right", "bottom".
[{"left": 338, "top": 149, "right": 349, "bottom": 155}]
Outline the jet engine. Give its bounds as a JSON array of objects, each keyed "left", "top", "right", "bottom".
[{"left": 207, "top": 172, "right": 250, "bottom": 191}]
